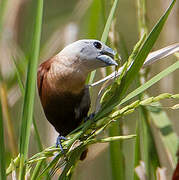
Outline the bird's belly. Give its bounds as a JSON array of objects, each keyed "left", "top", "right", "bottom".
[{"left": 43, "top": 92, "right": 83, "bottom": 136}]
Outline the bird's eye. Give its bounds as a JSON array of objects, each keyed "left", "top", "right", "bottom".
[{"left": 93, "top": 41, "right": 102, "bottom": 49}]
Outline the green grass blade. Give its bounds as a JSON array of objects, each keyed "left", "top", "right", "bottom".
[
  {"left": 20, "top": 0, "right": 43, "bottom": 157},
  {"left": 31, "top": 160, "right": 45, "bottom": 180},
  {"left": 139, "top": 107, "right": 150, "bottom": 178},
  {"left": 135, "top": 0, "right": 159, "bottom": 178},
  {"left": 148, "top": 104, "right": 178, "bottom": 166},
  {"left": 86, "top": 0, "right": 102, "bottom": 84},
  {"left": 96, "top": 0, "right": 176, "bottom": 119},
  {"left": 88, "top": 0, "right": 119, "bottom": 84},
  {"left": 134, "top": 120, "right": 140, "bottom": 180},
  {"left": 12, "top": 57, "right": 44, "bottom": 152},
  {"left": 109, "top": 121, "right": 125, "bottom": 180},
  {"left": 12, "top": 57, "right": 25, "bottom": 96},
  {"left": 19, "top": 0, "right": 43, "bottom": 178},
  {"left": 33, "top": 119, "right": 43, "bottom": 151},
  {"left": 120, "top": 0, "right": 176, "bottom": 95},
  {"left": 139, "top": 107, "right": 160, "bottom": 179},
  {"left": 136, "top": 0, "right": 148, "bottom": 36},
  {"left": 0, "top": 88, "right": 6, "bottom": 180},
  {"left": 105, "top": 2, "right": 124, "bottom": 177},
  {"left": 101, "top": 0, "right": 119, "bottom": 43},
  {"left": 13, "top": 57, "right": 48, "bottom": 178},
  {"left": 87, "top": 0, "right": 102, "bottom": 39},
  {"left": 104, "top": 3, "right": 122, "bottom": 178},
  {"left": 120, "top": 60, "right": 179, "bottom": 106}
]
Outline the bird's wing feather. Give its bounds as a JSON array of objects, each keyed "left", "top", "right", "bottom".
[
  {"left": 74, "top": 86, "right": 91, "bottom": 120},
  {"left": 37, "top": 58, "right": 53, "bottom": 98}
]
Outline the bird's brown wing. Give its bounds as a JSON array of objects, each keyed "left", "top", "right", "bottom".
[
  {"left": 172, "top": 161, "right": 179, "bottom": 180},
  {"left": 74, "top": 86, "right": 91, "bottom": 121},
  {"left": 172, "top": 150, "right": 179, "bottom": 180},
  {"left": 37, "top": 58, "right": 52, "bottom": 99}
]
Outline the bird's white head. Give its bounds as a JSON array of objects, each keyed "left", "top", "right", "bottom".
[{"left": 58, "top": 39, "right": 118, "bottom": 72}]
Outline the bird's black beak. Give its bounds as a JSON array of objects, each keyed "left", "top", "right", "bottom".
[{"left": 96, "top": 46, "right": 118, "bottom": 66}]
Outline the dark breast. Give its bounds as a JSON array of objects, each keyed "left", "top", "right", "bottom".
[
  {"left": 37, "top": 59, "right": 91, "bottom": 136},
  {"left": 43, "top": 89, "right": 90, "bottom": 135}
]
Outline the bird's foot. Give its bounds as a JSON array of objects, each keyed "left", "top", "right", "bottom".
[
  {"left": 84, "top": 112, "right": 95, "bottom": 122},
  {"left": 56, "top": 135, "right": 67, "bottom": 154}
]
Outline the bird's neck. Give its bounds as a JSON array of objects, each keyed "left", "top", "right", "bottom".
[{"left": 47, "top": 59, "right": 88, "bottom": 95}]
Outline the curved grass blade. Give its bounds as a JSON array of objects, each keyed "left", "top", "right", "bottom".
[
  {"left": 143, "top": 43, "right": 179, "bottom": 67},
  {"left": 96, "top": 0, "right": 176, "bottom": 119},
  {"left": 118, "top": 0, "right": 176, "bottom": 98},
  {"left": 120, "top": 60, "right": 179, "bottom": 106},
  {"left": 90, "top": 43, "right": 179, "bottom": 88}
]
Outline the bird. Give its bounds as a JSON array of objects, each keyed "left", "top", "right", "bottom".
[
  {"left": 37, "top": 39, "right": 117, "bottom": 152},
  {"left": 172, "top": 149, "right": 179, "bottom": 180}
]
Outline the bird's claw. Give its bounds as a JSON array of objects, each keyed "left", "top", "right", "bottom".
[{"left": 56, "top": 135, "right": 67, "bottom": 154}]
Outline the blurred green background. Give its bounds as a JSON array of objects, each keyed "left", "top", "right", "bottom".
[{"left": 0, "top": 0, "right": 178, "bottom": 179}]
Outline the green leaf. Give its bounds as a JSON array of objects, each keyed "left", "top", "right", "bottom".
[
  {"left": 87, "top": 134, "right": 136, "bottom": 144},
  {"left": 148, "top": 104, "right": 178, "bottom": 166},
  {"left": 139, "top": 106, "right": 160, "bottom": 179},
  {"left": 101, "top": 0, "right": 119, "bottom": 43},
  {"left": 96, "top": 0, "right": 176, "bottom": 120},
  {"left": 88, "top": 0, "right": 119, "bottom": 84},
  {"left": 87, "top": 0, "right": 102, "bottom": 39},
  {"left": 12, "top": 56, "right": 44, "bottom": 152},
  {"left": 31, "top": 160, "right": 45, "bottom": 180},
  {"left": 86, "top": 0, "right": 102, "bottom": 84},
  {"left": 120, "top": 60, "right": 179, "bottom": 106},
  {"left": 134, "top": 121, "right": 140, "bottom": 180},
  {"left": 121, "top": 0, "right": 175, "bottom": 95},
  {"left": 19, "top": 0, "right": 43, "bottom": 157},
  {"left": 19, "top": 0, "right": 43, "bottom": 178},
  {"left": 6, "top": 155, "right": 20, "bottom": 175},
  {"left": 109, "top": 121, "right": 125, "bottom": 180},
  {"left": 11, "top": 57, "right": 25, "bottom": 96}
]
